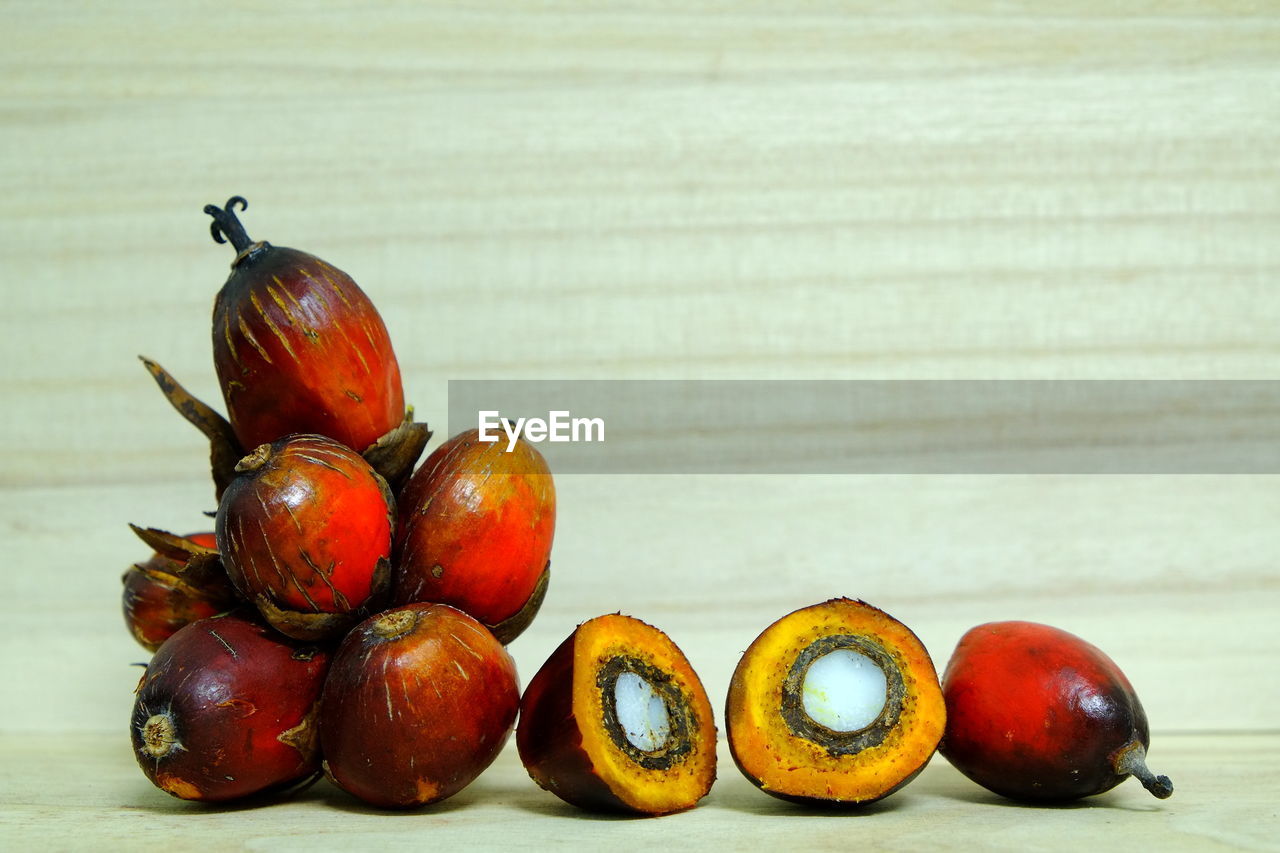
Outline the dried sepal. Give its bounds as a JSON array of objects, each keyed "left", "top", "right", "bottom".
[
  {"left": 361, "top": 407, "right": 432, "bottom": 492},
  {"left": 490, "top": 561, "right": 551, "bottom": 645},
  {"left": 276, "top": 698, "right": 321, "bottom": 762},
  {"left": 251, "top": 555, "right": 393, "bottom": 642},
  {"left": 128, "top": 524, "right": 225, "bottom": 587},
  {"left": 129, "top": 524, "right": 218, "bottom": 561},
  {"left": 139, "top": 356, "right": 244, "bottom": 500}
]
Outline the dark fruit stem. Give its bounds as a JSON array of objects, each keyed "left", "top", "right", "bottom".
[
  {"left": 1115, "top": 740, "right": 1174, "bottom": 799},
  {"left": 204, "top": 196, "right": 255, "bottom": 253}
]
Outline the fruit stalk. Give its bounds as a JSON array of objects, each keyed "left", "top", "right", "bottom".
[
  {"left": 1114, "top": 740, "right": 1174, "bottom": 799},
  {"left": 204, "top": 196, "right": 257, "bottom": 255}
]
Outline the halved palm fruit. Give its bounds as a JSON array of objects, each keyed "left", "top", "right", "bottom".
[
  {"left": 726, "top": 598, "right": 945, "bottom": 805},
  {"left": 517, "top": 614, "right": 716, "bottom": 815}
]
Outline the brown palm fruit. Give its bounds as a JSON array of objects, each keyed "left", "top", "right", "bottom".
[
  {"left": 726, "top": 599, "right": 946, "bottom": 806},
  {"left": 121, "top": 528, "right": 238, "bottom": 652},
  {"left": 394, "top": 429, "right": 555, "bottom": 643},
  {"left": 216, "top": 434, "right": 394, "bottom": 641},
  {"left": 941, "top": 620, "right": 1173, "bottom": 802},
  {"left": 517, "top": 614, "right": 717, "bottom": 815},
  {"left": 130, "top": 611, "right": 329, "bottom": 802},
  {"left": 319, "top": 603, "right": 520, "bottom": 808}
]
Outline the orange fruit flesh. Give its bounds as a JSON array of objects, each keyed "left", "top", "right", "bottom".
[
  {"left": 572, "top": 614, "right": 717, "bottom": 814},
  {"left": 726, "top": 598, "right": 945, "bottom": 803}
]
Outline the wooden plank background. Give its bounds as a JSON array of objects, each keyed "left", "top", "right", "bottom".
[{"left": 1, "top": 2, "right": 1277, "bottom": 845}]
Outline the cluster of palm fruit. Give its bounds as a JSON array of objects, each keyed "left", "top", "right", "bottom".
[{"left": 124, "top": 198, "right": 554, "bottom": 806}]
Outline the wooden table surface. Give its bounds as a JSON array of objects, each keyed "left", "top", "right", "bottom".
[
  {"left": 2, "top": 2, "right": 1278, "bottom": 849},
  {"left": 3, "top": 732, "right": 1276, "bottom": 852}
]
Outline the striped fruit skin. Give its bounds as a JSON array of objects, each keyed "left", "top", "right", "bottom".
[
  {"left": 216, "top": 434, "right": 394, "bottom": 641},
  {"left": 212, "top": 244, "right": 404, "bottom": 454}
]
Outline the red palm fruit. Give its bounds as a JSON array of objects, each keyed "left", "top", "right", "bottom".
[
  {"left": 140, "top": 197, "right": 428, "bottom": 500},
  {"left": 122, "top": 530, "right": 238, "bottom": 652},
  {"left": 393, "top": 429, "right": 555, "bottom": 644},
  {"left": 941, "top": 621, "right": 1173, "bottom": 802},
  {"left": 130, "top": 611, "right": 330, "bottom": 802},
  {"left": 216, "top": 434, "right": 394, "bottom": 641},
  {"left": 320, "top": 603, "right": 520, "bottom": 808},
  {"left": 204, "top": 196, "right": 404, "bottom": 454}
]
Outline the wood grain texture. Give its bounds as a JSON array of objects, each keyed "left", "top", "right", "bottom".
[
  {"left": 2, "top": 1, "right": 1278, "bottom": 487},
  {"left": 1, "top": 732, "right": 1276, "bottom": 850},
  {"left": 0, "top": 2, "right": 1276, "bottom": 846}
]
